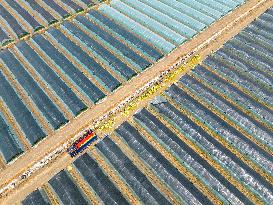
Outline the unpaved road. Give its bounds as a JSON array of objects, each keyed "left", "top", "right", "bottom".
[{"left": 1, "top": 0, "right": 273, "bottom": 204}]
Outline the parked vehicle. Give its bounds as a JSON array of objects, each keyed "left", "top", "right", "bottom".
[{"left": 67, "top": 129, "right": 97, "bottom": 157}]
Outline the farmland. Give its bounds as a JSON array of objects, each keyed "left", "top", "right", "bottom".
[{"left": 0, "top": 0, "right": 272, "bottom": 204}]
